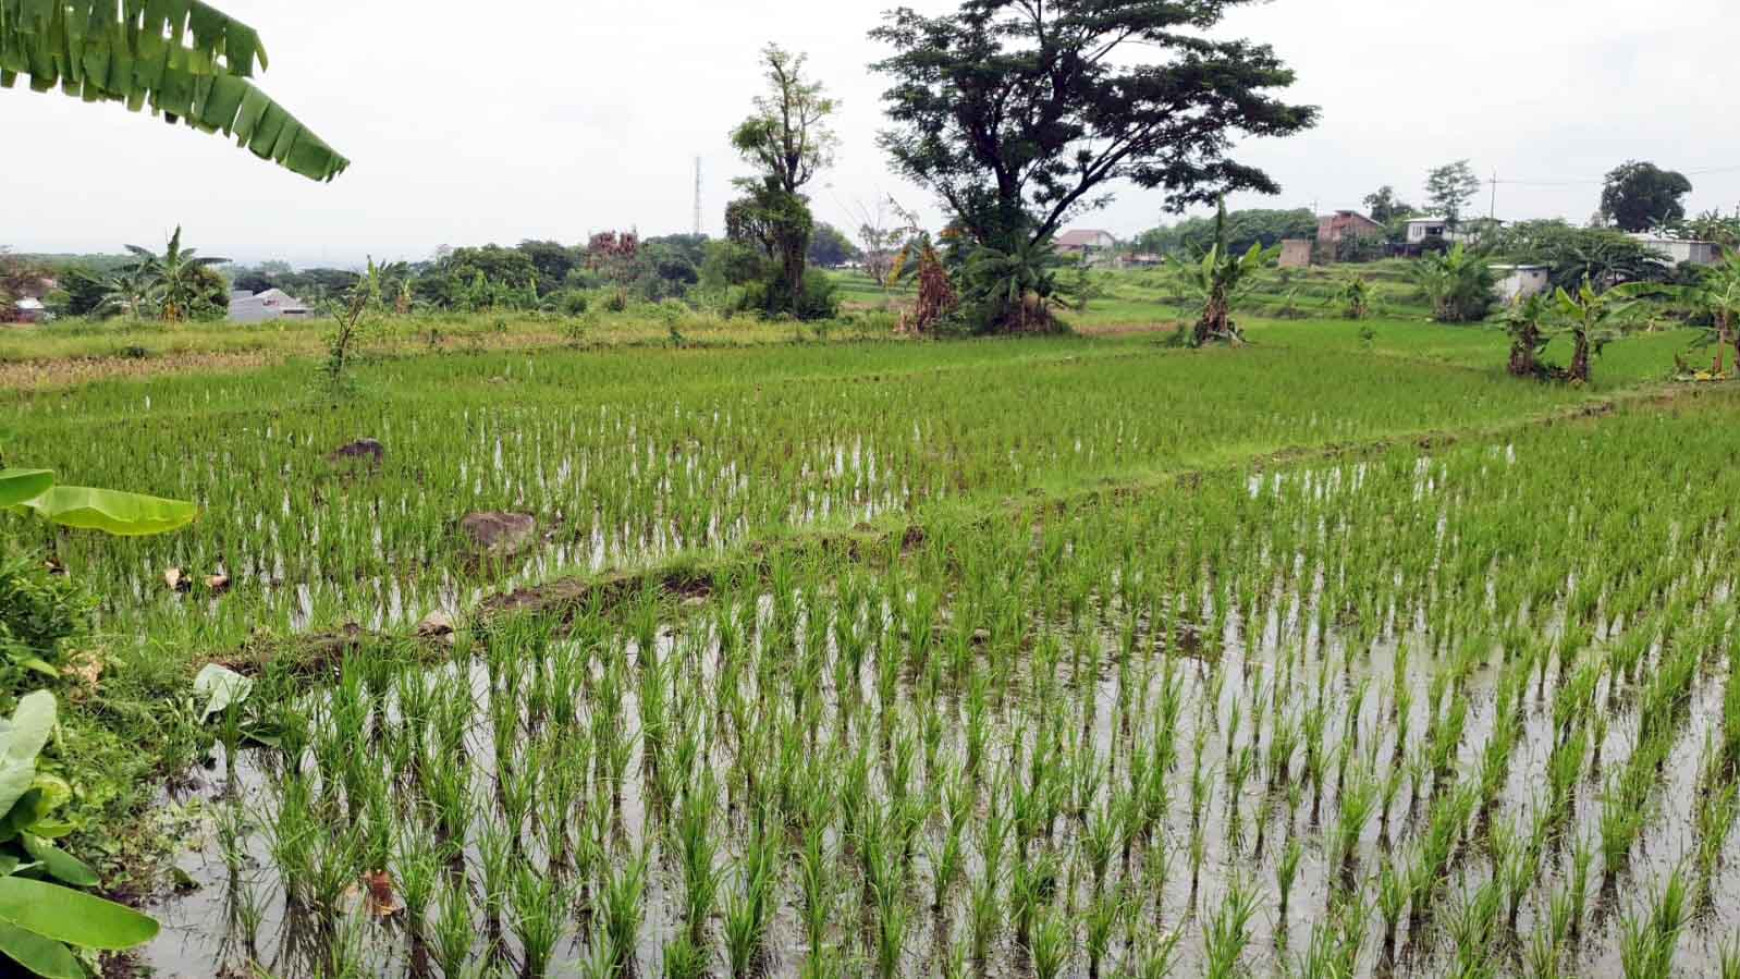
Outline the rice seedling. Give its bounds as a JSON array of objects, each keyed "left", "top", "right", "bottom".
[
  {"left": 1720, "top": 933, "right": 1740, "bottom": 979},
  {"left": 78, "top": 351, "right": 1740, "bottom": 979},
  {"left": 1084, "top": 884, "right": 1124, "bottom": 979},
  {"left": 1201, "top": 876, "right": 1261, "bottom": 979},
  {"left": 662, "top": 935, "right": 710, "bottom": 979},
  {"left": 1277, "top": 833, "right": 1304, "bottom": 923},
  {"left": 1027, "top": 905, "right": 1073, "bottom": 979},
  {"left": 432, "top": 876, "right": 475, "bottom": 979},
  {"left": 597, "top": 846, "right": 649, "bottom": 977},
  {"left": 1618, "top": 890, "right": 1685, "bottom": 979},
  {"left": 510, "top": 858, "right": 565, "bottom": 978}
]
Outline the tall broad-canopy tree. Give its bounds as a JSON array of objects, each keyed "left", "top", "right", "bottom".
[
  {"left": 727, "top": 44, "right": 838, "bottom": 318},
  {"left": 1600, "top": 161, "right": 1692, "bottom": 233},
  {"left": 1424, "top": 160, "right": 1483, "bottom": 230},
  {"left": 1363, "top": 185, "right": 1415, "bottom": 226},
  {"left": 0, "top": 0, "right": 347, "bottom": 181},
  {"left": 870, "top": 0, "right": 1315, "bottom": 330}
]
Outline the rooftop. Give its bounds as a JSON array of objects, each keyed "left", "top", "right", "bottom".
[{"left": 1056, "top": 229, "right": 1116, "bottom": 247}]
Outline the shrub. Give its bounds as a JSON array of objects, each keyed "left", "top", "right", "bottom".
[
  {"left": 794, "top": 268, "right": 840, "bottom": 321},
  {"left": 1411, "top": 245, "right": 1496, "bottom": 323},
  {"left": 0, "top": 539, "right": 94, "bottom": 684},
  {"left": 557, "top": 290, "right": 590, "bottom": 317}
]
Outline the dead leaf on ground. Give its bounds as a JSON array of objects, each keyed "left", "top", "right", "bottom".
[
  {"left": 363, "top": 870, "right": 400, "bottom": 917},
  {"left": 60, "top": 651, "right": 104, "bottom": 696}
]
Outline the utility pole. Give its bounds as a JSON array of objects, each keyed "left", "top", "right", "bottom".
[
  {"left": 693, "top": 156, "right": 703, "bottom": 237},
  {"left": 1489, "top": 169, "right": 1498, "bottom": 221}
]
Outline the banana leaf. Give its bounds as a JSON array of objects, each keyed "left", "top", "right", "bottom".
[
  {"left": 0, "top": 471, "right": 52, "bottom": 509},
  {"left": 21, "top": 836, "right": 98, "bottom": 888},
  {"left": 0, "top": 0, "right": 346, "bottom": 180},
  {"left": 0, "top": 922, "right": 82, "bottom": 979},
  {"left": 0, "top": 693, "right": 53, "bottom": 824},
  {"left": 21, "top": 486, "right": 198, "bottom": 537},
  {"left": 0, "top": 877, "right": 158, "bottom": 950}
]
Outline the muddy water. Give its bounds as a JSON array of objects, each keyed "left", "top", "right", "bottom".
[{"left": 140, "top": 573, "right": 1740, "bottom": 979}]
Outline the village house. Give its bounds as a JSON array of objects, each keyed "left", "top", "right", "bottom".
[
  {"left": 1405, "top": 217, "right": 1451, "bottom": 246},
  {"left": 1317, "top": 210, "right": 1385, "bottom": 246},
  {"left": 1401, "top": 216, "right": 1502, "bottom": 254},
  {"left": 228, "top": 288, "right": 312, "bottom": 323},
  {"left": 10, "top": 297, "right": 49, "bottom": 324},
  {"left": 1628, "top": 234, "right": 1724, "bottom": 267},
  {"left": 1491, "top": 264, "right": 1552, "bottom": 302},
  {"left": 1054, "top": 229, "right": 1119, "bottom": 266}
]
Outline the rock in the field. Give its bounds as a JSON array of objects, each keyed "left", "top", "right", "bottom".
[
  {"left": 417, "top": 611, "right": 455, "bottom": 644},
  {"left": 459, "top": 512, "right": 537, "bottom": 559},
  {"left": 329, "top": 438, "right": 386, "bottom": 465}
]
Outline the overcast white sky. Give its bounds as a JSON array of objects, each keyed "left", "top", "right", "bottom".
[{"left": 6, "top": 0, "right": 1740, "bottom": 266}]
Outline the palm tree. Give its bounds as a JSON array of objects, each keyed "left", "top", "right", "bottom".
[
  {"left": 124, "top": 228, "right": 230, "bottom": 324},
  {"left": 1, "top": 3, "right": 346, "bottom": 181}
]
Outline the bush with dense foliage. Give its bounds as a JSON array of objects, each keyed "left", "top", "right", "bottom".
[{"left": 0, "top": 542, "right": 93, "bottom": 687}]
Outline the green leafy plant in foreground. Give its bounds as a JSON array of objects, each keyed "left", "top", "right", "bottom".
[
  {"left": 0, "top": 469, "right": 196, "bottom": 538},
  {"left": 0, "top": 692, "right": 159, "bottom": 976},
  {"left": 0, "top": 2, "right": 348, "bottom": 181}
]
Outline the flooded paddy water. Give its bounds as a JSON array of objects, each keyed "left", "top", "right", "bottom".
[{"left": 136, "top": 396, "right": 1740, "bottom": 979}]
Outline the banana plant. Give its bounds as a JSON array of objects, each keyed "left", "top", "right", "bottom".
[
  {"left": 1502, "top": 293, "right": 1551, "bottom": 378},
  {"left": 1177, "top": 198, "right": 1276, "bottom": 346},
  {"left": 1665, "top": 252, "right": 1740, "bottom": 377},
  {"left": 1552, "top": 278, "right": 1653, "bottom": 385},
  {"left": 0, "top": 692, "right": 159, "bottom": 977},
  {"left": 0, "top": 1, "right": 347, "bottom": 181},
  {"left": 0, "top": 470, "right": 196, "bottom": 537},
  {"left": 1178, "top": 241, "right": 1275, "bottom": 346},
  {"left": 1333, "top": 274, "right": 1372, "bottom": 321},
  {"left": 121, "top": 227, "right": 229, "bottom": 324}
]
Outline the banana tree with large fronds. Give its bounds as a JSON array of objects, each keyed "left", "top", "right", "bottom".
[
  {"left": 1177, "top": 198, "right": 1278, "bottom": 347},
  {"left": 0, "top": 1, "right": 347, "bottom": 181},
  {"left": 1670, "top": 251, "right": 1740, "bottom": 376},
  {"left": 962, "top": 235, "right": 1071, "bottom": 333},
  {"left": 1177, "top": 241, "right": 1276, "bottom": 347},
  {"left": 1502, "top": 293, "right": 1551, "bottom": 378},
  {"left": 123, "top": 225, "right": 227, "bottom": 322},
  {"left": 1552, "top": 278, "right": 1653, "bottom": 385}
]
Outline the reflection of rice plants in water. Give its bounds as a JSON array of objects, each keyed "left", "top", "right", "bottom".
[{"left": 142, "top": 392, "right": 1740, "bottom": 978}]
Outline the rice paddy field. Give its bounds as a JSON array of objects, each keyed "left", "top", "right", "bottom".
[{"left": 5, "top": 308, "right": 1740, "bottom": 979}]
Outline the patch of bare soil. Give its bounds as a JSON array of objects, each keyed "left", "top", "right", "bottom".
[{"left": 0, "top": 351, "right": 277, "bottom": 390}]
